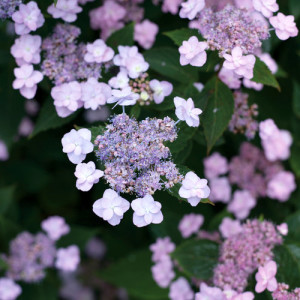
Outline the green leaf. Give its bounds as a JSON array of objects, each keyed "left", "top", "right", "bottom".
[
  {"left": 164, "top": 28, "right": 203, "bottom": 46},
  {"left": 171, "top": 239, "right": 219, "bottom": 280},
  {"left": 88, "top": 125, "right": 106, "bottom": 144},
  {"left": 198, "top": 76, "right": 234, "bottom": 153},
  {"left": 99, "top": 249, "right": 168, "bottom": 300},
  {"left": 285, "top": 211, "right": 300, "bottom": 242},
  {"left": 144, "top": 47, "right": 198, "bottom": 84},
  {"left": 30, "top": 98, "right": 79, "bottom": 138},
  {"left": 251, "top": 57, "right": 280, "bottom": 90},
  {"left": 106, "top": 23, "right": 134, "bottom": 52},
  {"left": 293, "top": 81, "right": 300, "bottom": 118},
  {"left": 289, "top": 0, "right": 300, "bottom": 19},
  {"left": 0, "top": 186, "right": 15, "bottom": 215},
  {"left": 290, "top": 143, "right": 300, "bottom": 178},
  {"left": 274, "top": 243, "right": 300, "bottom": 289},
  {"left": 130, "top": 105, "right": 141, "bottom": 119}
]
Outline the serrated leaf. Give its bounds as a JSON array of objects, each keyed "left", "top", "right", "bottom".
[
  {"left": 171, "top": 239, "right": 219, "bottom": 279},
  {"left": 197, "top": 77, "right": 234, "bottom": 153},
  {"left": 30, "top": 98, "right": 79, "bottom": 138},
  {"left": 106, "top": 23, "right": 134, "bottom": 52},
  {"left": 164, "top": 28, "right": 203, "bottom": 46},
  {"left": 251, "top": 57, "right": 280, "bottom": 90},
  {"left": 99, "top": 249, "right": 168, "bottom": 300},
  {"left": 274, "top": 243, "right": 300, "bottom": 289},
  {"left": 143, "top": 47, "right": 198, "bottom": 84}
]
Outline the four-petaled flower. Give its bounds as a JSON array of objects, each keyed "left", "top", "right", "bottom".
[
  {"left": 131, "top": 194, "right": 163, "bottom": 227},
  {"left": 75, "top": 161, "right": 104, "bottom": 191},
  {"left": 174, "top": 96, "right": 202, "bottom": 127},
  {"left": 149, "top": 79, "right": 173, "bottom": 104},
  {"left": 179, "top": 36, "right": 208, "bottom": 67},
  {"left": 41, "top": 216, "right": 70, "bottom": 241},
  {"left": 270, "top": 13, "right": 299, "bottom": 41},
  {"left": 61, "top": 128, "right": 94, "bottom": 164},
  {"left": 84, "top": 39, "right": 114, "bottom": 64},
  {"left": 255, "top": 260, "right": 278, "bottom": 293},
  {"left": 55, "top": 245, "right": 80, "bottom": 272},
  {"left": 93, "top": 189, "right": 130, "bottom": 226},
  {"left": 179, "top": 171, "right": 210, "bottom": 206},
  {"left": 107, "top": 87, "right": 139, "bottom": 107}
]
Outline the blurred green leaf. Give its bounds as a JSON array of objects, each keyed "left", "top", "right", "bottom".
[
  {"left": 99, "top": 249, "right": 168, "bottom": 300},
  {"left": 30, "top": 98, "right": 79, "bottom": 138},
  {"left": 289, "top": 0, "right": 300, "bottom": 19},
  {"left": 130, "top": 105, "right": 141, "bottom": 119},
  {"left": 0, "top": 186, "right": 15, "bottom": 215},
  {"left": 285, "top": 211, "right": 300, "bottom": 242},
  {"left": 198, "top": 76, "right": 234, "bottom": 153},
  {"left": 290, "top": 144, "right": 300, "bottom": 178},
  {"left": 106, "top": 23, "right": 134, "bottom": 52},
  {"left": 274, "top": 243, "right": 300, "bottom": 289},
  {"left": 293, "top": 81, "right": 300, "bottom": 118},
  {"left": 144, "top": 47, "right": 198, "bottom": 84},
  {"left": 252, "top": 57, "right": 280, "bottom": 90},
  {"left": 171, "top": 239, "right": 219, "bottom": 279},
  {"left": 164, "top": 28, "right": 202, "bottom": 46}
]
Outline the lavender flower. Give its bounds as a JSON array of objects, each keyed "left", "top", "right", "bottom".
[
  {"left": 41, "top": 24, "right": 102, "bottom": 85},
  {"left": 94, "top": 114, "right": 183, "bottom": 196},
  {"left": 197, "top": 4, "right": 269, "bottom": 56},
  {"left": 272, "top": 283, "right": 300, "bottom": 300},
  {"left": 4, "top": 232, "right": 56, "bottom": 283},
  {"left": 229, "top": 92, "right": 258, "bottom": 140},
  {"left": 0, "top": 0, "right": 22, "bottom": 19},
  {"left": 213, "top": 219, "right": 282, "bottom": 292}
]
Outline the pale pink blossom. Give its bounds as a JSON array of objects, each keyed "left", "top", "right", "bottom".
[
  {"left": 219, "top": 217, "right": 243, "bottom": 239},
  {"left": 108, "top": 70, "right": 129, "bottom": 89},
  {"left": 223, "top": 47, "right": 256, "bottom": 79},
  {"left": 18, "top": 117, "right": 34, "bottom": 137},
  {"left": 228, "top": 190, "right": 256, "bottom": 220},
  {"left": 25, "top": 100, "right": 39, "bottom": 116},
  {"left": 209, "top": 177, "right": 231, "bottom": 203},
  {"left": 277, "top": 223, "right": 288, "bottom": 236},
  {"left": 178, "top": 213, "right": 204, "bottom": 238},
  {"left": 134, "top": 20, "right": 159, "bottom": 49},
  {"left": 162, "top": 0, "right": 183, "bottom": 14},
  {"left": 81, "top": 78, "right": 111, "bottom": 110},
  {"left": 11, "top": 34, "right": 41, "bottom": 66},
  {"left": 255, "top": 260, "right": 278, "bottom": 293},
  {"left": 149, "top": 80, "right": 173, "bottom": 104},
  {"left": 61, "top": 128, "right": 94, "bottom": 164},
  {"left": 193, "top": 82, "right": 204, "bottom": 92},
  {"left": 84, "top": 39, "right": 114, "bottom": 64},
  {"left": 47, "top": 0, "right": 82, "bottom": 23},
  {"left": 179, "top": 171, "right": 210, "bottom": 206},
  {"left": 195, "top": 283, "right": 226, "bottom": 300},
  {"left": 234, "top": 0, "right": 254, "bottom": 10},
  {"left": 12, "top": 1, "right": 45, "bottom": 35},
  {"left": 218, "top": 67, "right": 242, "bottom": 90},
  {"left": 204, "top": 152, "right": 228, "bottom": 180},
  {"left": 56, "top": 245, "right": 80, "bottom": 272},
  {"left": 231, "top": 292, "right": 255, "bottom": 300},
  {"left": 0, "top": 141, "right": 9, "bottom": 161},
  {"left": 51, "top": 81, "right": 83, "bottom": 118},
  {"left": 258, "top": 53, "right": 278, "bottom": 74},
  {"left": 270, "top": 13, "right": 298, "bottom": 40},
  {"left": 174, "top": 96, "right": 202, "bottom": 127},
  {"left": 259, "top": 119, "right": 293, "bottom": 161},
  {"left": 150, "top": 237, "right": 175, "bottom": 262},
  {"left": 179, "top": 36, "right": 208, "bottom": 67},
  {"left": 0, "top": 278, "right": 22, "bottom": 300},
  {"left": 151, "top": 256, "right": 175, "bottom": 288},
  {"left": 84, "top": 107, "right": 110, "bottom": 123},
  {"left": 75, "top": 161, "right": 104, "bottom": 192},
  {"left": 252, "top": 0, "right": 279, "bottom": 18},
  {"left": 113, "top": 46, "right": 149, "bottom": 78},
  {"left": 13, "top": 64, "right": 43, "bottom": 99},
  {"left": 131, "top": 195, "right": 163, "bottom": 227},
  {"left": 267, "top": 171, "right": 296, "bottom": 202},
  {"left": 243, "top": 78, "right": 263, "bottom": 91},
  {"left": 93, "top": 189, "right": 130, "bottom": 226},
  {"left": 107, "top": 87, "right": 139, "bottom": 107},
  {"left": 169, "top": 277, "right": 194, "bottom": 300},
  {"left": 85, "top": 237, "right": 106, "bottom": 260},
  {"left": 41, "top": 216, "right": 70, "bottom": 241},
  {"left": 179, "top": 0, "right": 205, "bottom": 20}
]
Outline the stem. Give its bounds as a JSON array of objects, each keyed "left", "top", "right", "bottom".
[
  {"left": 122, "top": 106, "right": 125, "bottom": 114},
  {"left": 175, "top": 120, "right": 180, "bottom": 125}
]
